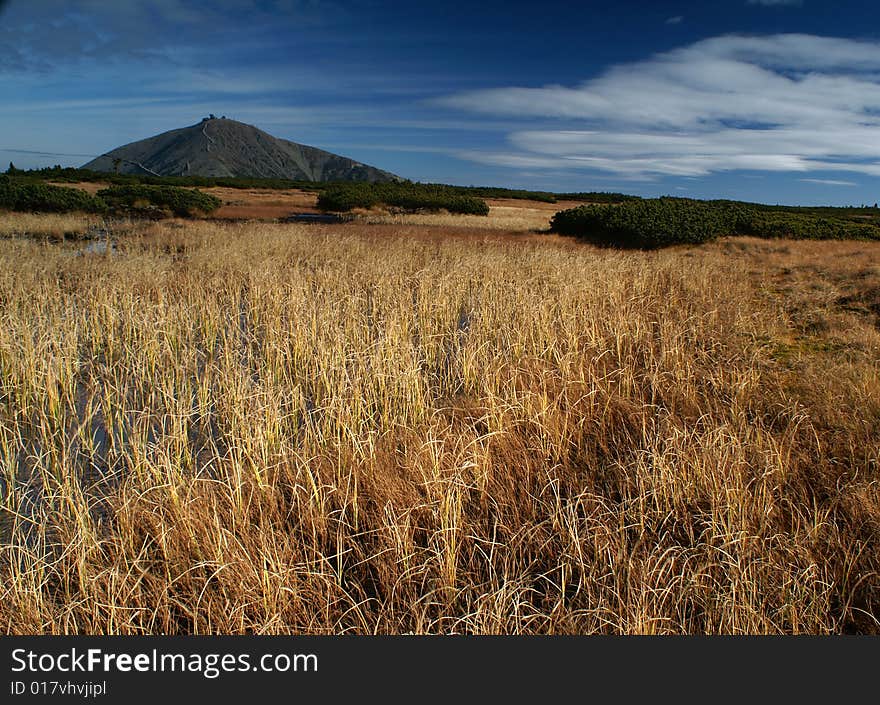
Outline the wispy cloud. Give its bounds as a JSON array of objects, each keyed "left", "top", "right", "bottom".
[
  {"left": 665, "top": 16, "right": 683, "bottom": 25},
  {"left": 799, "top": 178, "right": 857, "bottom": 186},
  {"left": 439, "top": 34, "right": 880, "bottom": 179},
  {"left": 0, "top": 0, "right": 344, "bottom": 72}
]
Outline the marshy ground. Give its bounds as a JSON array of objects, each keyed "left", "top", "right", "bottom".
[{"left": 1, "top": 200, "right": 878, "bottom": 634}]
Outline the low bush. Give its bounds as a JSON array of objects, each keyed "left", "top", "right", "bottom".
[
  {"left": 551, "top": 197, "right": 880, "bottom": 248},
  {"left": 446, "top": 186, "right": 557, "bottom": 203},
  {"left": 739, "top": 213, "right": 880, "bottom": 241},
  {"left": 553, "top": 191, "right": 642, "bottom": 203},
  {"left": 550, "top": 198, "right": 732, "bottom": 248},
  {"left": 15, "top": 167, "right": 639, "bottom": 204},
  {"left": 0, "top": 176, "right": 107, "bottom": 213},
  {"left": 318, "top": 182, "right": 490, "bottom": 215},
  {"left": 15, "top": 165, "right": 325, "bottom": 191},
  {"left": 0, "top": 177, "right": 221, "bottom": 218},
  {"left": 97, "top": 185, "right": 221, "bottom": 216}
]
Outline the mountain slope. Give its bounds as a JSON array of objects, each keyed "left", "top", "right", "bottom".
[{"left": 82, "top": 117, "right": 399, "bottom": 182}]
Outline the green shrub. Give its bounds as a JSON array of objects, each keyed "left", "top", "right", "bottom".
[
  {"left": 550, "top": 197, "right": 880, "bottom": 248},
  {"left": 318, "top": 183, "right": 490, "bottom": 215},
  {"left": 550, "top": 198, "right": 732, "bottom": 248},
  {"left": 447, "top": 186, "right": 557, "bottom": 203},
  {"left": 96, "top": 185, "right": 221, "bottom": 216},
  {"left": 16, "top": 166, "right": 324, "bottom": 191},
  {"left": 553, "top": 191, "right": 641, "bottom": 203},
  {"left": 13, "top": 167, "right": 641, "bottom": 206},
  {"left": 0, "top": 177, "right": 222, "bottom": 218},
  {"left": 0, "top": 176, "right": 107, "bottom": 213},
  {"left": 738, "top": 213, "right": 880, "bottom": 241}
]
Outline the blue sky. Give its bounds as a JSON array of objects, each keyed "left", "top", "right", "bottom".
[{"left": 2, "top": 0, "right": 880, "bottom": 205}]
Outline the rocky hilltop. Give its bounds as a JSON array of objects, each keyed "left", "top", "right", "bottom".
[{"left": 82, "top": 116, "right": 399, "bottom": 182}]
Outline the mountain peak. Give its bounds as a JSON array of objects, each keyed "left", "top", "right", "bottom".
[{"left": 82, "top": 119, "right": 399, "bottom": 182}]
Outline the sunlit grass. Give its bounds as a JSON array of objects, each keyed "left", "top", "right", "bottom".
[
  {"left": 0, "top": 211, "right": 102, "bottom": 238},
  {"left": 354, "top": 205, "right": 554, "bottom": 231},
  {"left": 0, "top": 218, "right": 878, "bottom": 634}
]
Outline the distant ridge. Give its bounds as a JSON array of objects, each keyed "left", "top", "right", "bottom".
[{"left": 82, "top": 116, "right": 399, "bottom": 182}]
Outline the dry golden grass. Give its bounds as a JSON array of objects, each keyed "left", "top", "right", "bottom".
[
  {"left": 0, "top": 218, "right": 878, "bottom": 634},
  {"left": 0, "top": 211, "right": 102, "bottom": 238},
  {"left": 206, "top": 187, "right": 321, "bottom": 219},
  {"left": 356, "top": 204, "right": 554, "bottom": 231},
  {"left": 353, "top": 197, "right": 591, "bottom": 231}
]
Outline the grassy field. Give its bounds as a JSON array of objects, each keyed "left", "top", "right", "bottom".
[
  {"left": 45, "top": 182, "right": 572, "bottom": 228},
  {"left": 1, "top": 205, "right": 878, "bottom": 634},
  {"left": 0, "top": 211, "right": 103, "bottom": 238}
]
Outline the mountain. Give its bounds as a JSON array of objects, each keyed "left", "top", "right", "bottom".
[{"left": 82, "top": 116, "right": 399, "bottom": 182}]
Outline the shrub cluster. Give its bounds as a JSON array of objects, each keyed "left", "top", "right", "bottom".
[
  {"left": 737, "top": 212, "right": 880, "bottom": 241},
  {"left": 551, "top": 197, "right": 880, "bottom": 248},
  {"left": 20, "top": 165, "right": 323, "bottom": 192},
  {"left": 96, "top": 185, "right": 221, "bottom": 217},
  {"left": 445, "top": 186, "right": 557, "bottom": 203},
  {"left": 318, "top": 182, "right": 490, "bottom": 215},
  {"left": 550, "top": 198, "right": 733, "bottom": 248},
  {"left": 0, "top": 176, "right": 221, "bottom": 218},
  {"left": 16, "top": 167, "right": 640, "bottom": 204},
  {"left": 554, "top": 191, "right": 642, "bottom": 203},
  {"left": 0, "top": 175, "right": 107, "bottom": 213}
]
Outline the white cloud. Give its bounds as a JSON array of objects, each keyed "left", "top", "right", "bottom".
[
  {"left": 665, "top": 16, "right": 683, "bottom": 25},
  {"left": 440, "top": 34, "right": 880, "bottom": 179},
  {"left": 799, "top": 178, "right": 857, "bottom": 186}
]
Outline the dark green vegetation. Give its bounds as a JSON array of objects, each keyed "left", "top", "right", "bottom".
[
  {"left": 11, "top": 166, "right": 636, "bottom": 204},
  {"left": 8, "top": 164, "right": 877, "bottom": 244},
  {"left": 317, "top": 182, "right": 491, "bottom": 215},
  {"left": 97, "top": 185, "right": 221, "bottom": 217},
  {"left": 8, "top": 166, "right": 643, "bottom": 220},
  {"left": 0, "top": 175, "right": 107, "bottom": 213},
  {"left": 551, "top": 198, "right": 730, "bottom": 248},
  {"left": 0, "top": 175, "right": 220, "bottom": 218},
  {"left": 452, "top": 186, "right": 556, "bottom": 203},
  {"left": 551, "top": 197, "right": 880, "bottom": 248},
  {"left": 436, "top": 187, "right": 638, "bottom": 204},
  {"left": 14, "top": 165, "right": 325, "bottom": 191},
  {"left": 554, "top": 191, "right": 642, "bottom": 203}
]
